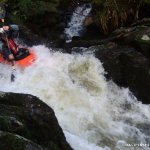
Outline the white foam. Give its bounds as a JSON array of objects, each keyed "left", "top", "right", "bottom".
[{"left": 0, "top": 45, "right": 149, "bottom": 150}]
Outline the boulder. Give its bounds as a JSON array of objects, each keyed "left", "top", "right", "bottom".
[
  {"left": 94, "top": 43, "right": 150, "bottom": 104},
  {"left": 111, "top": 24, "right": 150, "bottom": 59},
  {"left": 0, "top": 92, "right": 72, "bottom": 150}
]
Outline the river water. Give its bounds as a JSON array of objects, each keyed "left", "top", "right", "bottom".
[{"left": 0, "top": 45, "right": 149, "bottom": 150}]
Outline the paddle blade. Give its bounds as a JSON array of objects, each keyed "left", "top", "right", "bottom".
[
  {"left": 11, "top": 73, "right": 15, "bottom": 82},
  {"left": 11, "top": 68, "right": 16, "bottom": 82}
]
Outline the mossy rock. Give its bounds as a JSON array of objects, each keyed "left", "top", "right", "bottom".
[
  {"left": 0, "top": 92, "right": 72, "bottom": 150},
  {"left": 0, "top": 116, "right": 24, "bottom": 132},
  {"left": 0, "top": 131, "right": 44, "bottom": 150}
]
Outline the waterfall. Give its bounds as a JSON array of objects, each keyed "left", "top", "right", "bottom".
[{"left": 64, "top": 3, "right": 92, "bottom": 43}]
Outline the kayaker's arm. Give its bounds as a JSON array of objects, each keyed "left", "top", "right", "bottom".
[
  {"left": 9, "top": 25, "right": 19, "bottom": 31},
  {"left": 0, "top": 25, "right": 19, "bottom": 38},
  {"left": 9, "top": 25, "right": 19, "bottom": 38}
]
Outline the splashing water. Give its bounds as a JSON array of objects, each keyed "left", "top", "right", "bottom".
[
  {"left": 0, "top": 45, "right": 150, "bottom": 150},
  {"left": 64, "top": 4, "right": 92, "bottom": 43}
]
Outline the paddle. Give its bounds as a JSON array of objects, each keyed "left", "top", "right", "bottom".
[
  {"left": 11, "top": 65, "right": 16, "bottom": 82},
  {"left": 2, "top": 19, "right": 16, "bottom": 82},
  {"left": 0, "top": 4, "right": 16, "bottom": 82}
]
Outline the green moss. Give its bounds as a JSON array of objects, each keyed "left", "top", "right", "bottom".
[
  {"left": 0, "top": 116, "right": 11, "bottom": 130},
  {"left": 144, "top": 0, "right": 150, "bottom": 4},
  {"left": 7, "top": 0, "right": 60, "bottom": 21},
  {"left": 0, "top": 133, "right": 25, "bottom": 150},
  {"left": 47, "top": 141, "right": 60, "bottom": 150}
]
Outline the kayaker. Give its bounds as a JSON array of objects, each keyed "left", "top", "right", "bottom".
[{"left": 0, "top": 20, "right": 19, "bottom": 66}]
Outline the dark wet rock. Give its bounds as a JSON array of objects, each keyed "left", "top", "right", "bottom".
[
  {"left": 94, "top": 43, "right": 150, "bottom": 104},
  {"left": 0, "top": 92, "right": 72, "bottom": 150},
  {"left": 82, "top": 23, "right": 104, "bottom": 40},
  {"left": 16, "top": 25, "right": 54, "bottom": 48},
  {"left": 0, "top": 116, "right": 23, "bottom": 132},
  {"left": 0, "top": 131, "right": 44, "bottom": 150},
  {"left": 111, "top": 25, "right": 150, "bottom": 59},
  {"left": 135, "top": 36, "right": 150, "bottom": 59},
  {"left": 133, "top": 28, "right": 150, "bottom": 59},
  {"left": 63, "top": 39, "right": 104, "bottom": 52}
]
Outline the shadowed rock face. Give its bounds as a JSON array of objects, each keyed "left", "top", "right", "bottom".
[
  {"left": 94, "top": 44, "right": 150, "bottom": 104},
  {"left": 0, "top": 92, "right": 72, "bottom": 150}
]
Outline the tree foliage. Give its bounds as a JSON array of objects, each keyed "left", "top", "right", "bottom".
[
  {"left": 1, "top": 0, "right": 149, "bottom": 35},
  {"left": 6, "top": 0, "right": 60, "bottom": 20},
  {"left": 143, "top": 0, "right": 150, "bottom": 4},
  {"left": 88, "top": 0, "right": 148, "bottom": 34}
]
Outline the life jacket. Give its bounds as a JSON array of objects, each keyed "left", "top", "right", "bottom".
[
  {"left": 1, "top": 37, "right": 18, "bottom": 55},
  {"left": 1, "top": 37, "right": 30, "bottom": 61}
]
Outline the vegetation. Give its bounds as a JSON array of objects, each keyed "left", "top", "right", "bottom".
[
  {"left": 6, "top": 0, "right": 60, "bottom": 21},
  {"left": 2, "top": 0, "right": 65, "bottom": 38},
  {"left": 0, "top": 133, "right": 25, "bottom": 150},
  {"left": 81, "top": 0, "right": 149, "bottom": 34},
  {"left": 143, "top": 0, "right": 150, "bottom": 4},
  {"left": 0, "top": 0, "right": 149, "bottom": 36},
  {"left": 89, "top": 0, "right": 141, "bottom": 33},
  {"left": 0, "top": 0, "right": 7, "bottom": 3}
]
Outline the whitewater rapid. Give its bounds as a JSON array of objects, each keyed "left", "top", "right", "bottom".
[{"left": 0, "top": 45, "right": 150, "bottom": 150}]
